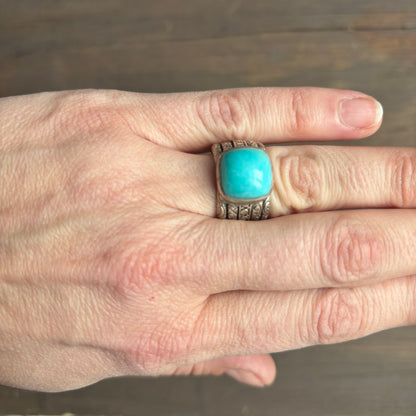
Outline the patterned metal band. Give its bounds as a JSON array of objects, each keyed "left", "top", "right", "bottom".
[{"left": 211, "top": 140, "right": 271, "bottom": 220}]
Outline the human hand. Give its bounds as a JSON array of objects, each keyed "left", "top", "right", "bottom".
[{"left": 1, "top": 87, "right": 413, "bottom": 392}]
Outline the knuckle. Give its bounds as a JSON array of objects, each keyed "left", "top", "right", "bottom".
[
  {"left": 286, "top": 88, "right": 312, "bottom": 134},
  {"left": 125, "top": 328, "right": 184, "bottom": 375},
  {"left": 46, "top": 89, "right": 125, "bottom": 135},
  {"left": 320, "top": 216, "right": 384, "bottom": 285},
  {"left": 63, "top": 143, "right": 137, "bottom": 211},
  {"left": 110, "top": 220, "right": 206, "bottom": 294},
  {"left": 274, "top": 149, "right": 322, "bottom": 212},
  {"left": 311, "top": 289, "right": 364, "bottom": 344},
  {"left": 71, "top": 160, "right": 136, "bottom": 209},
  {"left": 125, "top": 305, "right": 206, "bottom": 375},
  {"left": 195, "top": 90, "right": 248, "bottom": 137},
  {"left": 114, "top": 239, "right": 183, "bottom": 293},
  {"left": 389, "top": 152, "right": 416, "bottom": 207}
]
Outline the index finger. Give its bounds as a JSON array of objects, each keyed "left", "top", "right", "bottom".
[{"left": 129, "top": 87, "right": 383, "bottom": 152}]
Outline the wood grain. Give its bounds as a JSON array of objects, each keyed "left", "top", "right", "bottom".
[{"left": 0, "top": 0, "right": 416, "bottom": 415}]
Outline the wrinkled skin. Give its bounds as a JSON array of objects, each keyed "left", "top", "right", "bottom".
[{"left": 1, "top": 87, "right": 415, "bottom": 392}]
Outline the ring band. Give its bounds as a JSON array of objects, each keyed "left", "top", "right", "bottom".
[{"left": 211, "top": 140, "right": 273, "bottom": 220}]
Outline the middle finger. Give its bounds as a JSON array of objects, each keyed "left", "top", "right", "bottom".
[{"left": 192, "top": 145, "right": 416, "bottom": 218}]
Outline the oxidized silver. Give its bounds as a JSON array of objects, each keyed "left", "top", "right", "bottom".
[{"left": 211, "top": 140, "right": 272, "bottom": 220}]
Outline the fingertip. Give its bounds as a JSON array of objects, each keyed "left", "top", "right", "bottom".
[
  {"left": 337, "top": 96, "right": 383, "bottom": 134},
  {"left": 258, "top": 354, "right": 277, "bottom": 386},
  {"left": 375, "top": 99, "right": 384, "bottom": 125},
  {"left": 225, "top": 368, "right": 268, "bottom": 387},
  {"left": 225, "top": 354, "right": 277, "bottom": 387}
]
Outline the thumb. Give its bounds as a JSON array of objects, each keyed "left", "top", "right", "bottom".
[{"left": 173, "top": 354, "right": 276, "bottom": 387}]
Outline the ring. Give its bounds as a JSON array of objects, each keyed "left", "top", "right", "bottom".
[{"left": 211, "top": 140, "right": 273, "bottom": 220}]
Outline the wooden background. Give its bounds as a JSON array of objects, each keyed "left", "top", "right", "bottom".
[{"left": 0, "top": 0, "right": 416, "bottom": 415}]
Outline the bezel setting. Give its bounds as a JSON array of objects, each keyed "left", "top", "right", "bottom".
[{"left": 211, "top": 140, "right": 272, "bottom": 220}]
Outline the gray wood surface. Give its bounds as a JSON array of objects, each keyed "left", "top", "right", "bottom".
[{"left": 0, "top": 0, "right": 416, "bottom": 415}]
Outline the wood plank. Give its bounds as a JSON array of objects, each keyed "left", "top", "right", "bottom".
[{"left": 1, "top": 0, "right": 415, "bottom": 45}]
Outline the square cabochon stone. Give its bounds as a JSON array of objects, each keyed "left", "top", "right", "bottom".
[{"left": 220, "top": 148, "right": 272, "bottom": 199}]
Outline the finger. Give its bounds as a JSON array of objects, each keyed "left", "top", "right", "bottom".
[
  {"left": 191, "top": 276, "right": 416, "bottom": 361},
  {"left": 186, "top": 209, "right": 416, "bottom": 293},
  {"left": 268, "top": 145, "right": 416, "bottom": 217},
  {"left": 189, "top": 145, "right": 416, "bottom": 218},
  {"left": 172, "top": 354, "right": 276, "bottom": 387},
  {"left": 130, "top": 87, "right": 383, "bottom": 152}
]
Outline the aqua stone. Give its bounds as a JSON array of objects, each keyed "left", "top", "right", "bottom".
[{"left": 220, "top": 148, "right": 272, "bottom": 199}]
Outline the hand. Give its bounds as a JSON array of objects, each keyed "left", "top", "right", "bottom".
[{"left": 1, "top": 87, "right": 413, "bottom": 392}]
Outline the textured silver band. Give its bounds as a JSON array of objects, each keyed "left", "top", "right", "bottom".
[{"left": 211, "top": 140, "right": 271, "bottom": 220}]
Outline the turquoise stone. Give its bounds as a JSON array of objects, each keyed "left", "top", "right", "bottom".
[{"left": 220, "top": 148, "right": 272, "bottom": 199}]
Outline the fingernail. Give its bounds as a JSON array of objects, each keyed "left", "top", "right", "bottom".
[
  {"left": 339, "top": 97, "right": 383, "bottom": 129},
  {"left": 225, "top": 369, "right": 266, "bottom": 387}
]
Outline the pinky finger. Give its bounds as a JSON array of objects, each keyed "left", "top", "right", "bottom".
[{"left": 172, "top": 353, "right": 276, "bottom": 387}]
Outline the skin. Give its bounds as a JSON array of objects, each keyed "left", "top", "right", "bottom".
[{"left": 0, "top": 87, "right": 415, "bottom": 392}]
